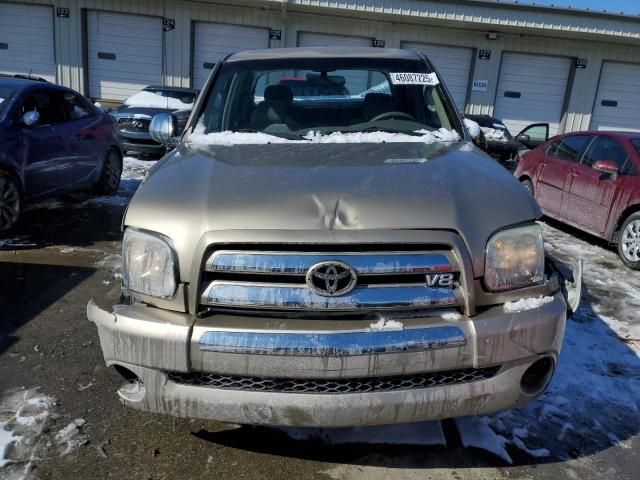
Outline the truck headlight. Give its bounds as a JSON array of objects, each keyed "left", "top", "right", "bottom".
[
  {"left": 485, "top": 224, "right": 544, "bottom": 292},
  {"left": 122, "top": 229, "right": 178, "bottom": 299}
]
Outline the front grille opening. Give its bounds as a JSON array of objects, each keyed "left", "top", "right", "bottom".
[{"left": 166, "top": 366, "right": 500, "bottom": 394}]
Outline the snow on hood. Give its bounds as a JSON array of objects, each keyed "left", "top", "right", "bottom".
[
  {"left": 481, "top": 126, "right": 510, "bottom": 143},
  {"left": 463, "top": 118, "right": 480, "bottom": 139},
  {"left": 189, "top": 126, "right": 460, "bottom": 147},
  {"left": 124, "top": 91, "right": 192, "bottom": 110}
]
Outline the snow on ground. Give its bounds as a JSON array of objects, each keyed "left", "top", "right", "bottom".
[
  {"left": 0, "top": 387, "right": 87, "bottom": 479},
  {"left": 472, "top": 221, "right": 640, "bottom": 461}
]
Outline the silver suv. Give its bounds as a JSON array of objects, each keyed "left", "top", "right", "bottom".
[{"left": 88, "top": 48, "right": 581, "bottom": 427}]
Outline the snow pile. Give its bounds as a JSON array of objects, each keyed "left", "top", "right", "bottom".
[
  {"left": 369, "top": 318, "right": 404, "bottom": 332},
  {"left": 481, "top": 126, "right": 510, "bottom": 143},
  {"left": 54, "top": 419, "right": 88, "bottom": 456},
  {"left": 0, "top": 388, "right": 55, "bottom": 476},
  {"left": 0, "top": 98, "right": 4, "bottom": 105},
  {"left": 504, "top": 295, "right": 554, "bottom": 312},
  {"left": 455, "top": 416, "right": 512, "bottom": 463},
  {"left": 189, "top": 126, "right": 460, "bottom": 147},
  {"left": 123, "top": 91, "right": 192, "bottom": 110},
  {"left": 463, "top": 118, "right": 480, "bottom": 139},
  {"left": 441, "top": 310, "right": 462, "bottom": 321}
]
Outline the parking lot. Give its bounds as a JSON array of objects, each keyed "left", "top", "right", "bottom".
[{"left": 0, "top": 157, "right": 638, "bottom": 480}]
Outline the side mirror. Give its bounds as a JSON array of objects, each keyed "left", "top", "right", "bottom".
[
  {"left": 462, "top": 118, "right": 481, "bottom": 140},
  {"left": 516, "top": 133, "right": 531, "bottom": 144},
  {"left": 22, "top": 111, "right": 40, "bottom": 126},
  {"left": 149, "top": 113, "right": 181, "bottom": 147},
  {"left": 593, "top": 160, "right": 619, "bottom": 178}
]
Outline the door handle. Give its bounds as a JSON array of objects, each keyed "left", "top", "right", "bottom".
[{"left": 568, "top": 171, "right": 578, "bottom": 177}]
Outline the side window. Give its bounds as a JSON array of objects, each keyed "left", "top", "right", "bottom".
[
  {"left": 549, "top": 135, "right": 591, "bottom": 163},
  {"left": 20, "top": 90, "right": 67, "bottom": 125},
  {"left": 582, "top": 136, "right": 632, "bottom": 175},
  {"left": 521, "top": 124, "right": 548, "bottom": 142},
  {"left": 61, "top": 92, "right": 93, "bottom": 120}
]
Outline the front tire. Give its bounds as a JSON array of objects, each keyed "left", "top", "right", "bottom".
[
  {"left": 95, "top": 149, "right": 122, "bottom": 195},
  {"left": 0, "top": 172, "right": 21, "bottom": 233},
  {"left": 617, "top": 212, "right": 640, "bottom": 270}
]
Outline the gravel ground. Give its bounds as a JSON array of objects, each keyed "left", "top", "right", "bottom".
[{"left": 0, "top": 157, "right": 639, "bottom": 479}]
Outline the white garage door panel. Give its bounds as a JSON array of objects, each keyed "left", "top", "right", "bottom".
[
  {"left": 401, "top": 42, "right": 472, "bottom": 111},
  {"left": 297, "top": 32, "right": 372, "bottom": 94},
  {"left": 591, "top": 62, "right": 640, "bottom": 132},
  {"left": 193, "top": 23, "right": 269, "bottom": 89},
  {"left": 0, "top": 4, "right": 55, "bottom": 81},
  {"left": 87, "top": 11, "right": 163, "bottom": 101},
  {"left": 494, "top": 53, "right": 571, "bottom": 136}
]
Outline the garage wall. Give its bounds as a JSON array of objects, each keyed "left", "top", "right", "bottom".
[
  {"left": 0, "top": 3, "right": 56, "bottom": 81},
  {"left": 590, "top": 61, "right": 640, "bottom": 132},
  {"left": 192, "top": 22, "right": 270, "bottom": 89},
  {"left": 87, "top": 11, "right": 163, "bottom": 101},
  {"left": 493, "top": 53, "right": 572, "bottom": 135},
  {"left": 401, "top": 42, "right": 473, "bottom": 111},
  {"left": 10, "top": 0, "right": 640, "bottom": 135}
]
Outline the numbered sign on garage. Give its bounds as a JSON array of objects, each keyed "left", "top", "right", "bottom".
[
  {"left": 493, "top": 52, "right": 571, "bottom": 136},
  {"left": 401, "top": 42, "right": 473, "bottom": 111},
  {"left": 0, "top": 4, "right": 55, "bottom": 81},
  {"left": 87, "top": 11, "right": 163, "bottom": 101},
  {"left": 193, "top": 23, "right": 270, "bottom": 89}
]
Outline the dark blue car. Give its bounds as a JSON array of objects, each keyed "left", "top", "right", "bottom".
[{"left": 0, "top": 77, "right": 123, "bottom": 232}]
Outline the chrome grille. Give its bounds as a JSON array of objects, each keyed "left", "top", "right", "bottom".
[
  {"left": 200, "top": 248, "right": 462, "bottom": 312},
  {"left": 166, "top": 367, "right": 500, "bottom": 394},
  {"left": 118, "top": 117, "right": 150, "bottom": 132}
]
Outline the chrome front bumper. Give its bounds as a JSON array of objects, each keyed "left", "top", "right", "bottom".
[{"left": 88, "top": 288, "right": 569, "bottom": 427}]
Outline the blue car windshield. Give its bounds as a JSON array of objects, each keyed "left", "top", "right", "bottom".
[{"left": 0, "top": 85, "right": 18, "bottom": 114}]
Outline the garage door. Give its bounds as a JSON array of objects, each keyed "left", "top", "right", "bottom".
[
  {"left": 590, "top": 62, "right": 640, "bottom": 132},
  {"left": 401, "top": 42, "right": 472, "bottom": 111},
  {"left": 0, "top": 4, "right": 55, "bottom": 81},
  {"left": 87, "top": 11, "right": 163, "bottom": 101},
  {"left": 297, "top": 32, "right": 372, "bottom": 94},
  {"left": 493, "top": 53, "right": 571, "bottom": 136},
  {"left": 193, "top": 23, "right": 269, "bottom": 89}
]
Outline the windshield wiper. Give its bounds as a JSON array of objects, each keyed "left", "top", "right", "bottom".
[{"left": 238, "top": 129, "right": 310, "bottom": 141}]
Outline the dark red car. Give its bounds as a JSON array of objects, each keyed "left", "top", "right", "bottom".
[{"left": 515, "top": 131, "right": 640, "bottom": 269}]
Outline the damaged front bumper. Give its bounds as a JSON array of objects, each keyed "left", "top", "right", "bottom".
[{"left": 88, "top": 259, "right": 581, "bottom": 426}]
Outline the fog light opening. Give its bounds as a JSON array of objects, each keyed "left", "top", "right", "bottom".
[
  {"left": 520, "top": 357, "right": 554, "bottom": 396},
  {"left": 113, "top": 364, "right": 140, "bottom": 383}
]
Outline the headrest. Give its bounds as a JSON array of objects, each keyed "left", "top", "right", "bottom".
[
  {"left": 363, "top": 93, "right": 393, "bottom": 120},
  {"left": 265, "top": 85, "right": 293, "bottom": 103}
]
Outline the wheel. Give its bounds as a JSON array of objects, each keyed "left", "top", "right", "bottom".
[
  {"left": 0, "top": 171, "right": 21, "bottom": 232},
  {"left": 617, "top": 212, "right": 640, "bottom": 270},
  {"left": 521, "top": 178, "right": 534, "bottom": 196},
  {"left": 95, "top": 149, "right": 122, "bottom": 195}
]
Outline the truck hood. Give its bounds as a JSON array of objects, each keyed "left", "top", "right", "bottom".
[{"left": 126, "top": 140, "right": 541, "bottom": 277}]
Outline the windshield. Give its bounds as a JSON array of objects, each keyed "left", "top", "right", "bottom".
[
  {"left": 193, "top": 57, "right": 461, "bottom": 142},
  {"left": 0, "top": 85, "right": 18, "bottom": 114}
]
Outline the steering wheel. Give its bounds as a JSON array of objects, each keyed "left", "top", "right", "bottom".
[{"left": 370, "top": 111, "right": 416, "bottom": 122}]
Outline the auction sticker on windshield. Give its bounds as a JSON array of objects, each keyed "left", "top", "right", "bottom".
[{"left": 389, "top": 72, "right": 439, "bottom": 85}]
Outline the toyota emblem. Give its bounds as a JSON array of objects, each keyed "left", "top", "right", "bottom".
[{"left": 306, "top": 261, "right": 357, "bottom": 297}]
